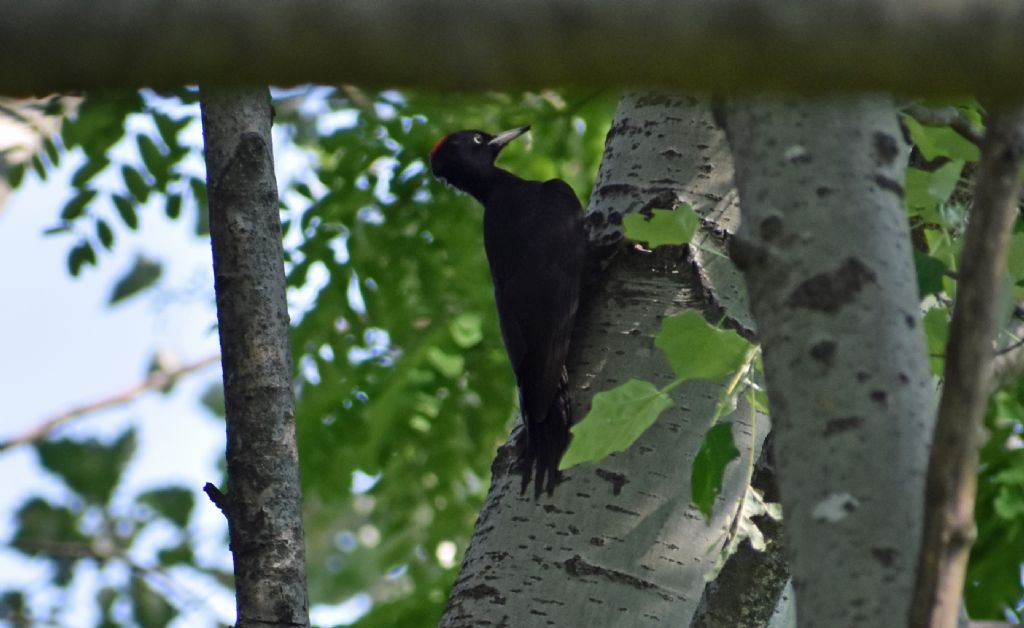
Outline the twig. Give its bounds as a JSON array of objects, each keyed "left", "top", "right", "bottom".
[
  {"left": 0, "top": 354, "right": 220, "bottom": 451},
  {"left": 14, "top": 537, "right": 220, "bottom": 619},
  {"left": 910, "top": 107, "right": 1024, "bottom": 628},
  {"left": 905, "top": 103, "right": 986, "bottom": 146},
  {"left": 203, "top": 482, "right": 229, "bottom": 520}
]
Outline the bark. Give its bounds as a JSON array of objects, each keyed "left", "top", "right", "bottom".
[
  {"left": 201, "top": 88, "right": 310, "bottom": 628},
  {"left": 723, "top": 96, "right": 934, "bottom": 627},
  {"left": 911, "top": 108, "right": 1024, "bottom": 628},
  {"left": 690, "top": 436, "right": 789, "bottom": 628},
  {"left": 5, "top": 0, "right": 1024, "bottom": 96},
  {"left": 440, "top": 93, "right": 773, "bottom": 627}
]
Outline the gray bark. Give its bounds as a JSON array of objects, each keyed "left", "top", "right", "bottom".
[
  {"left": 440, "top": 93, "right": 774, "bottom": 627},
  {"left": 201, "top": 88, "right": 310, "bottom": 628},
  {"left": 723, "top": 96, "right": 934, "bottom": 627},
  {"left": 4, "top": 0, "right": 1024, "bottom": 96}
]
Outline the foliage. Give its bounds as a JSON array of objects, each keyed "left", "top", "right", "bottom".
[
  {"left": 2, "top": 87, "right": 617, "bottom": 626},
  {"left": 622, "top": 204, "right": 699, "bottom": 248},
  {"left": 560, "top": 379, "right": 672, "bottom": 468},
  {"left": 5, "top": 88, "right": 1024, "bottom": 625},
  {"left": 691, "top": 422, "right": 741, "bottom": 521},
  {"left": 902, "top": 99, "right": 1024, "bottom": 620},
  {"left": 562, "top": 307, "right": 757, "bottom": 520},
  {"left": 968, "top": 381, "right": 1024, "bottom": 620},
  {"left": 1, "top": 427, "right": 224, "bottom": 627}
]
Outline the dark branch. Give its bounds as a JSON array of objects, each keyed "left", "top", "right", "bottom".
[
  {"left": 911, "top": 107, "right": 1024, "bottom": 628},
  {"left": 6, "top": 0, "right": 1024, "bottom": 96},
  {"left": 203, "top": 482, "right": 230, "bottom": 519},
  {"left": 905, "top": 104, "right": 985, "bottom": 146}
]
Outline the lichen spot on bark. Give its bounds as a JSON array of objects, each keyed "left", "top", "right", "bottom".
[
  {"left": 872, "top": 131, "right": 900, "bottom": 165},
  {"left": 786, "top": 258, "right": 877, "bottom": 313}
]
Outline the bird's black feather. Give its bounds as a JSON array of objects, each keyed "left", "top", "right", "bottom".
[{"left": 430, "top": 128, "right": 585, "bottom": 496}]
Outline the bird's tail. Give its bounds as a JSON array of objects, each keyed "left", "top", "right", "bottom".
[{"left": 519, "top": 368, "right": 573, "bottom": 497}]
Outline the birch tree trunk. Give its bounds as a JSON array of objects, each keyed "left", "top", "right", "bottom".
[
  {"left": 723, "top": 97, "right": 934, "bottom": 627},
  {"left": 440, "top": 93, "right": 781, "bottom": 627},
  {"left": 201, "top": 88, "right": 311, "bottom": 628}
]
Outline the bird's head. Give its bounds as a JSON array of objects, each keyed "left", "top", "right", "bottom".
[{"left": 429, "top": 126, "right": 530, "bottom": 192}]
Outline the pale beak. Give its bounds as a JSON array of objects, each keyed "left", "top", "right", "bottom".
[{"left": 488, "top": 125, "right": 531, "bottom": 148}]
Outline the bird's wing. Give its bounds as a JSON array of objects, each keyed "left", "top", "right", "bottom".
[{"left": 493, "top": 179, "right": 585, "bottom": 425}]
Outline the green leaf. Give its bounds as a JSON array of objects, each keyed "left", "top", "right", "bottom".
[
  {"left": 96, "top": 218, "right": 115, "bottom": 250},
  {"left": 993, "top": 484, "right": 1024, "bottom": 519},
  {"left": 62, "top": 91, "right": 141, "bottom": 157},
  {"left": 905, "top": 163, "right": 963, "bottom": 215},
  {"left": 1006, "top": 232, "right": 1024, "bottom": 282},
  {"left": 623, "top": 205, "right": 699, "bottom": 248},
  {"left": 138, "top": 487, "right": 194, "bottom": 527},
  {"left": 137, "top": 135, "right": 168, "bottom": 188},
  {"left": 692, "top": 422, "right": 741, "bottom": 521},
  {"left": 0, "top": 591, "right": 27, "bottom": 620},
  {"left": 655, "top": 311, "right": 752, "bottom": 381},
  {"left": 70, "top": 155, "right": 110, "bottom": 188},
  {"left": 131, "top": 575, "right": 176, "bottom": 628},
  {"left": 13, "top": 498, "right": 86, "bottom": 552},
  {"left": 903, "top": 115, "right": 981, "bottom": 162},
  {"left": 109, "top": 255, "right": 162, "bottom": 305},
  {"left": 190, "top": 178, "right": 209, "bottom": 236},
  {"left": 6, "top": 162, "right": 25, "bottom": 187},
  {"left": 113, "top": 194, "right": 139, "bottom": 230},
  {"left": 449, "top": 313, "right": 483, "bottom": 348},
  {"left": 200, "top": 382, "right": 225, "bottom": 417},
  {"left": 561, "top": 379, "right": 672, "bottom": 469},
  {"left": 31, "top": 153, "right": 46, "bottom": 179},
  {"left": 164, "top": 193, "right": 182, "bottom": 220},
  {"left": 35, "top": 429, "right": 136, "bottom": 504},
  {"left": 923, "top": 306, "right": 950, "bottom": 375},
  {"left": 43, "top": 223, "right": 72, "bottom": 236},
  {"left": 60, "top": 189, "right": 97, "bottom": 221},
  {"left": 157, "top": 541, "right": 195, "bottom": 566},
  {"left": 153, "top": 112, "right": 187, "bottom": 152},
  {"left": 42, "top": 136, "right": 60, "bottom": 166},
  {"left": 122, "top": 165, "right": 150, "bottom": 204},
  {"left": 67, "top": 241, "right": 96, "bottom": 277},
  {"left": 425, "top": 346, "right": 464, "bottom": 379},
  {"left": 913, "top": 251, "right": 948, "bottom": 299},
  {"left": 97, "top": 586, "right": 118, "bottom": 627}
]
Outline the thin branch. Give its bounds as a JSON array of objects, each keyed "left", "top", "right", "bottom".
[
  {"left": 0, "top": 354, "right": 220, "bottom": 451},
  {"left": 203, "top": 482, "right": 229, "bottom": 520},
  {"left": 14, "top": 538, "right": 222, "bottom": 619},
  {"left": 905, "top": 104, "right": 985, "bottom": 146},
  {"left": 910, "top": 107, "right": 1024, "bottom": 628}
]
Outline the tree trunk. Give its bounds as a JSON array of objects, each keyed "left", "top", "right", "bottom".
[
  {"left": 201, "top": 87, "right": 310, "bottom": 628},
  {"left": 723, "top": 96, "right": 934, "bottom": 627},
  {"left": 440, "top": 93, "right": 780, "bottom": 627}
]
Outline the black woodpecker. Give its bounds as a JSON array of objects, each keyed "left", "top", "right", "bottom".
[{"left": 429, "top": 126, "right": 586, "bottom": 496}]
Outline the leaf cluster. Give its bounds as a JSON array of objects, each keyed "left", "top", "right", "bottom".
[{"left": 2, "top": 429, "right": 223, "bottom": 627}]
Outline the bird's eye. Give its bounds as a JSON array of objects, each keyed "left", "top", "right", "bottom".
[{"left": 473, "top": 134, "right": 483, "bottom": 144}]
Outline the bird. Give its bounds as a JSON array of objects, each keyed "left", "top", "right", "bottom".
[{"left": 429, "top": 126, "right": 586, "bottom": 497}]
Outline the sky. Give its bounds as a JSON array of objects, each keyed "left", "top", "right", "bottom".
[
  {"left": 0, "top": 106, "right": 368, "bottom": 626},
  {"left": 0, "top": 135, "right": 234, "bottom": 624}
]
